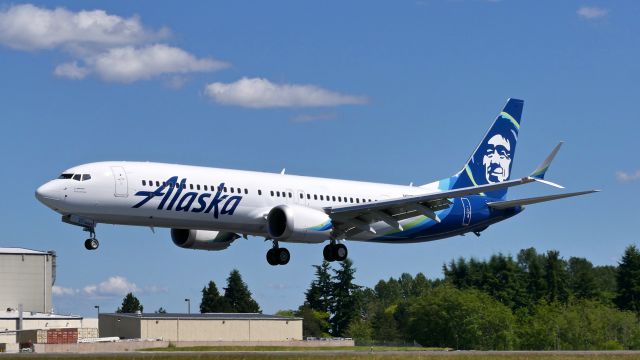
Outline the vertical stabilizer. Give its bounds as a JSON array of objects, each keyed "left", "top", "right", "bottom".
[{"left": 440, "top": 98, "right": 524, "bottom": 199}]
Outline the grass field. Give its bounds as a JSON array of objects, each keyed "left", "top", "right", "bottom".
[{"left": 3, "top": 350, "right": 640, "bottom": 360}]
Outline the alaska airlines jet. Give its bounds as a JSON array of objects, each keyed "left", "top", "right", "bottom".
[{"left": 36, "top": 99, "right": 596, "bottom": 265}]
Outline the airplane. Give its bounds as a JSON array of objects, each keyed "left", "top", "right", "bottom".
[{"left": 35, "top": 99, "right": 597, "bottom": 266}]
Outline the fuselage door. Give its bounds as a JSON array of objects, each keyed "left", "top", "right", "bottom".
[
  {"left": 461, "top": 197, "right": 471, "bottom": 226},
  {"left": 111, "top": 166, "right": 128, "bottom": 197}
]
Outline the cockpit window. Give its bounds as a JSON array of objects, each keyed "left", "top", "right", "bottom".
[
  {"left": 58, "top": 173, "right": 73, "bottom": 179},
  {"left": 82, "top": 174, "right": 91, "bottom": 181},
  {"left": 72, "top": 174, "right": 81, "bottom": 181}
]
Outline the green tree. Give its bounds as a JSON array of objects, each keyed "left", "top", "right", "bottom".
[
  {"left": 615, "top": 245, "right": 640, "bottom": 313},
  {"left": 200, "top": 280, "right": 230, "bottom": 313},
  {"left": 408, "top": 286, "right": 515, "bottom": 350},
  {"left": 330, "top": 258, "right": 361, "bottom": 336},
  {"left": 345, "top": 317, "right": 373, "bottom": 342},
  {"left": 305, "top": 261, "right": 333, "bottom": 313},
  {"left": 544, "top": 250, "right": 569, "bottom": 303},
  {"left": 223, "top": 269, "right": 260, "bottom": 313},
  {"left": 154, "top": 307, "right": 167, "bottom": 314},
  {"left": 517, "top": 247, "right": 547, "bottom": 307},
  {"left": 296, "top": 305, "right": 330, "bottom": 338},
  {"left": 567, "top": 257, "right": 598, "bottom": 299},
  {"left": 116, "top": 292, "right": 143, "bottom": 313}
]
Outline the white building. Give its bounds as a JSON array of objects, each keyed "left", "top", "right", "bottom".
[{"left": 0, "top": 248, "right": 56, "bottom": 314}]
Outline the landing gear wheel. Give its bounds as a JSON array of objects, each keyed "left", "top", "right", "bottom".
[
  {"left": 332, "top": 243, "right": 348, "bottom": 261},
  {"left": 266, "top": 248, "right": 279, "bottom": 266},
  {"left": 277, "top": 248, "right": 290, "bottom": 265},
  {"left": 323, "top": 244, "right": 335, "bottom": 262},
  {"left": 84, "top": 238, "right": 99, "bottom": 250}
]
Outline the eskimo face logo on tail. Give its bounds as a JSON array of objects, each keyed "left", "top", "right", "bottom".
[
  {"left": 482, "top": 134, "right": 512, "bottom": 183},
  {"left": 132, "top": 177, "right": 241, "bottom": 219},
  {"left": 471, "top": 117, "right": 518, "bottom": 185}
]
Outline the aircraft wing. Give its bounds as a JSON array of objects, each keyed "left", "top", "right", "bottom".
[
  {"left": 323, "top": 175, "right": 538, "bottom": 238},
  {"left": 486, "top": 190, "right": 599, "bottom": 210}
]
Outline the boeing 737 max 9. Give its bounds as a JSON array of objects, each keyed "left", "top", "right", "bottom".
[{"left": 36, "top": 99, "right": 597, "bottom": 265}]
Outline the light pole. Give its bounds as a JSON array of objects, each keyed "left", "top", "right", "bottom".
[
  {"left": 184, "top": 299, "right": 190, "bottom": 314},
  {"left": 94, "top": 305, "right": 100, "bottom": 318}
]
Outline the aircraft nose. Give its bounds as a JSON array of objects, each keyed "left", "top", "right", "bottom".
[{"left": 36, "top": 181, "right": 62, "bottom": 205}]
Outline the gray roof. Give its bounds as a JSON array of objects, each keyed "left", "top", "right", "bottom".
[
  {"left": 100, "top": 313, "right": 301, "bottom": 321},
  {"left": 0, "top": 247, "right": 52, "bottom": 255},
  {"left": 0, "top": 311, "right": 82, "bottom": 320}
]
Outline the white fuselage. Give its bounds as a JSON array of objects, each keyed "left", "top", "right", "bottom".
[{"left": 36, "top": 161, "right": 442, "bottom": 243}]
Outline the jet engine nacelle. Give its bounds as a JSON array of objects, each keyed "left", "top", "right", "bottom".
[
  {"left": 171, "top": 229, "right": 239, "bottom": 251},
  {"left": 266, "top": 205, "right": 332, "bottom": 243}
]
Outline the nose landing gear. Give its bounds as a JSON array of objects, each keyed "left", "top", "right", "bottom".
[{"left": 83, "top": 227, "right": 99, "bottom": 250}]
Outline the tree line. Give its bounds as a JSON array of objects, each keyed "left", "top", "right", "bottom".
[
  {"left": 287, "top": 245, "right": 640, "bottom": 350},
  {"left": 113, "top": 244, "right": 640, "bottom": 350}
]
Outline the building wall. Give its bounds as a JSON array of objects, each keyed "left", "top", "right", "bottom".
[
  {"left": 98, "top": 315, "right": 140, "bottom": 339},
  {"left": 99, "top": 315, "right": 302, "bottom": 342},
  {"left": 0, "top": 318, "right": 83, "bottom": 344},
  {"left": 0, "top": 253, "right": 53, "bottom": 313}
]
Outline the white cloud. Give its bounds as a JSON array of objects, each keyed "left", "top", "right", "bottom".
[
  {"left": 52, "top": 285, "right": 77, "bottom": 296},
  {"left": 577, "top": 6, "right": 608, "bottom": 20},
  {"left": 0, "top": 4, "right": 226, "bottom": 83},
  {"left": 204, "top": 77, "right": 368, "bottom": 108},
  {"left": 54, "top": 61, "right": 90, "bottom": 79},
  {"left": 89, "top": 44, "right": 228, "bottom": 83},
  {"left": 0, "top": 4, "right": 166, "bottom": 51},
  {"left": 616, "top": 170, "right": 640, "bottom": 183},
  {"left": 83, "top": 276, "right": 139, "bottom": 296}
]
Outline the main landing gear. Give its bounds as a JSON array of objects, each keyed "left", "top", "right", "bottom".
[
  {"left": 83, "top": 227, "right": 99, "bottom": 251},
  {"left": 266, "top": 241, "right": 290, "bottom": 266},
  {"left": 323, "top": 242, "right": 348, "bottom": 262}
]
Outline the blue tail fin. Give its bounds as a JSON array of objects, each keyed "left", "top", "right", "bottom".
[{"left": 444, "top": 98, "right": 524, "bottom": 199}]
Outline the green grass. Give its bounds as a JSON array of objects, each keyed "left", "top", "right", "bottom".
[
  {"left": 3, "top": 352, "right": 640, "bottom": 360},
  {"left": 142, "top": 345, "right": 444, "bottom": 352}
]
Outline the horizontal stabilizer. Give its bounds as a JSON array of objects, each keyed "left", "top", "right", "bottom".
[{"left": 487, "top": 190, "right": 599, "bottom": 210}]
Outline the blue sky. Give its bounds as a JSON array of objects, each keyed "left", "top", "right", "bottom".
[{"left": 1, "top": 1, "right": 638, "bottom": 317}]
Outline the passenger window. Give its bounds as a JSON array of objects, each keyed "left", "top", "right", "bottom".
[
  {"left": 332, "top": 196, "right": 336, "bottom": 201},
  {"left": 314, "top": 195, "right": 318, "bottom": 200},
  {"left": 320, "top": 195, "right": 324, "bottom": 200},
  {"left": 142, "top": 180, "right": 146, "bottom": 186},
  {"left": 156, "top": 181, "right": 160, "bottom": 187},
  {"left": 224, "top": 187, "right": 227, "bottom": 192},
  {"left": 289, "top": 192, "right": 292, "bottom": 198},
  {"left": 338, "top": 196, "right": 342, "bottom": 202},
  {"left": 356, "top": 198, "right": 360, "bottom": 203},
  {"left": 82, "top": 174, "right": 91, "bottom": 181},
  {"left": 300, "top": 193, "right": 304, "bottom": 199},
  {"left": 204, "top": 185, "right": 208, "bottom": 191},
  {"left": 237, "top": 188, "right": 241, "bottom": 194},
  {"left": 197, "top": 184, "right": 201, "bottom": 190},
  {"left": 307, "top": 194, "right": 311, "bottom": 199},
  {"left": 72, "top": 174, "right": 81, "bottom": 181},
  {"left": 258, "top": 190, "right": 262, "bottom": 195},
  {"left": 244, "top": 189, "right": 248, "bottom": 194},
  {"left": 277, "top": 191, "right": 281, "bottom": 197},
  {"left": 270, "top": 191, "right": 274, "bottom": 196},
  {"left": 350, "top": 197, "right": 354, "bottom": 203},
  {"left": 230, "top": 188, "right": 234, "bottom": 193}
]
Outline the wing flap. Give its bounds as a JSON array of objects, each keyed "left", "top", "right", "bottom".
[{"left": 487, "top": 190, "right": 599, "bottom": 210}]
